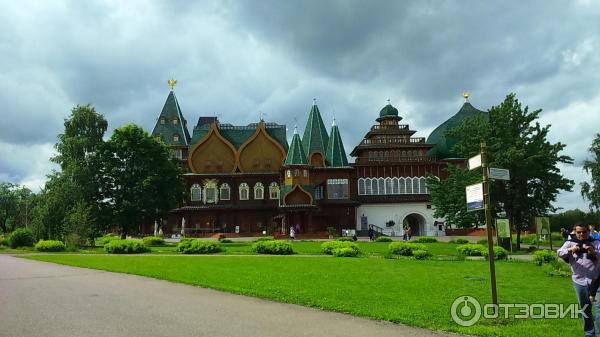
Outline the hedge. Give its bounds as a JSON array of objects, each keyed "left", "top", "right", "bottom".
[
  {"left": 533, "top": 250, "right": 558, "bottom": 266},
  {"left": 481, "top": 246, "right": 509, "bottom": 260},
  {"left": 449, "top": 238, "right": 469, "bottom": 244},
  {"left": 388, "top": 242, "right": 427, "bottom": 256},
  {"left": 179, "top": 240, "right": 223, "bottom": 254},
  {"left": 35, "top": 240, "right": 66, "bottom": 252},
  {"left": 375, "top": 237, "right": 393, "bottom": 242},
  {"left": 7, "top": 228, "right": 34, "bottom": 248},
  {"left": 255, "top": 236, "right": 274, "bottom": 242},
  {"left": 456, "top": 244, "right": 486, "bottom": 256},
  {"left": 251, "top": 240, "right": 294, "bottom": 255},
  {"left": 332, "top": 247, "right": 359, "bottom": 257},
  {"left": 321, "top": 241, "right": 360, "bottom": 255},
  {"left": 142, "top": 236, "right": 165, "bottom": 246},
  {"left": 97, "top": 234, "right": 119, "bottom": 246},
  {"left": 413, "top": 249, "right": 431, "bottom": 260},
  {"left": 416, "top": 237, "right": 437, "bottom": 243},
  {"left": 104, "top": 240, "right": 149, "bottom": 254}
]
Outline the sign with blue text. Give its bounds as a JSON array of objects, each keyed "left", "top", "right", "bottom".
[{"left": 466, "top": 183, "right": 484, "bottom": 211}]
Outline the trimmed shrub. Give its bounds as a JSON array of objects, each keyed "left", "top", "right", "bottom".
[
  {"left": 481, "top": 246, "right": 509, "bottom": 260},
  {"left": 375, "top": 236, "right": 393, "bottom": 242},
  {"left": 255, "top": 236, "right": 274, "bottom": 242},
  {"left": 251, "top": 240, "right": 294, "bottom": 255},
  {"left": 176, "top": 238, "right": 195, "bottom": 252},
  {"left": 452, "top": 238, "right": 470, "bottom": 244},
  {"left": 477, "top": 239, "right": 488, "bottom": 245},
  {"left": 220, "top": 239, "right": 233, "bottom": 243},
  {"left": 413, "top": 249, "right": 431, "bottom": 260},
  {"left": 389, "top": 242, "right": 427, "bottom": 256},
  {"left": 321, "top": 241, "right": 360, "bottom": 255},
  {"left": 533, "top": 250, "right": 558, "bottom": 266},
  {"left": 542, "top": 259, "right": 572, "bottom": 277},
  {"left": 7, "top": 228, "right": 34, "bottom": 248},
  {"left": 456, "top": 244, "right": 486, "bottom": 256},
  {"left": 104, "top": 240, "right": 149, "bottom": 254},
  {"left": 97, "top": 234, "right": 119, "bottom": 246},
  {"left": 35, "top": 240, "right": 66, "bottom": 252},
  {"left": 336, "top": 237, "right": 353, "bottom": 242},
  {"left": 416, "top": 237, "right": 437, "bottom": 243},
  {"left": 332, "top": 247, "right": 359, "bottom": 257},
  {"left": 180, "top": 240, "right": 223, "bottom": 254},
  {"left": 142, "top": 236, "right": 165, "bottom": 246}
]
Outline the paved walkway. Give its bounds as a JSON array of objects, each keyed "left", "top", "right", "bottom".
[{"left": 0, "top": 254, "right": 462, "bottom": 337}]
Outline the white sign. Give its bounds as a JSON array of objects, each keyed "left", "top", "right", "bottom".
[
  {"left": 489, "top": 168, "right": 510, "bottom": 181},
  {"left": 468, "top": 154, "right": 482, "bottom": 170},
  {"left": 466, "top": 183, "right": 484, "bottom": 211}
]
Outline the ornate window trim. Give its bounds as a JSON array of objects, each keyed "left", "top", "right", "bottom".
[
  {"left": 254, "top": 182, "right": 264, "bottom": 200},
  {"left": 190, "top": 184, "right": 202, "bottom": 201},
  {"left": 239, "top": 183, "right": 249, "bottom": 200}
]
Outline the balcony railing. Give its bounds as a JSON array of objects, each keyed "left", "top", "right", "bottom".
[
  {"left": 355, "top": 155, "right": 437, "bottom": 163},
  {"left": 370, "top": 124, "right": 410, "bottom": 131},
  {"left": 359, "top": 137, "right": 426, "bottom": 145}
]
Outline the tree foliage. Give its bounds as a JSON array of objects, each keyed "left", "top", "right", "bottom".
[
  {"left": 430, "top": 94, "right": 573, "bottom": 247},
  {"left": 97, "top": 124, "right": 182, "bottom": 236},
  {"left": 0, "top": 182, "right": 33, "bottom": 234},
  {"left": 581, "top": 134, "right": 600, "bottom": 212}
]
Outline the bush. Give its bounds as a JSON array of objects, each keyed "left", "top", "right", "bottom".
[
  {"left": 527, "top": 246, "right": 538, "bottom": 253},
  {"left": 533, "top": 250, "right": 558, "bottom": 266},
  {"left": 251, "top": 240, "right": 294, "bottom": 255},
  {"left": 220, "top": 239, "right": 233, "bottom": 243},
  {"left": 413, "top": 249, "right": 431, "bottom": 260},
  {"left": 104, "top": 240, "right": 149, "bottom": 254},
  {"left": 481, "top": 246, "right": 509, "bottom": 260},
  {"left": 551, "top": 233, "right": 564, "bottom": 241},
  {"left": 321, "top": 241, "right": 360, "bottom": 255},
  {"left": 389, "top": 242, "right": 427, "bottom": 256},
  {"left": 416, "top": 237, "right": 437, "bottom": 243},
  {"left": 453, "top": 238, "right": 470, "bottom": 244},
  {"left": 179, "top": 240, "right": 223, "bottom": 254},
  {"left": 97, "top": 234, "right": 119, "bottom": 246},
  {"left": 176, "top": 238, "right": 195, "bottom": 252},
  {"left": 142, "top": 236, "right": 165, "bottom": 246},
  {"left": 332, "top": 247, "right": 359, "bottom": 257},
  {"left": 375, "top": 236, "right": 393, "bottom": 242},
  {"left": 35, "top": 240, "right": 66, "bottom": 252},
  {"left": 456, "top": 244, "right": 486, "bottom": 256},
  {"left": 7, "top": 228, "right": 34, "bottom": 248},
  {"left": 336, "top": 237, "right": 353, "bottom": 242},
  {"left": 0, "top": 235, "right": 7, "bottom": 246},
  {"left": 477, "top": 239, "right": 488, "bottom": 245},
  {"left": 542, "top": 259, "right": 572, "bottom": 277},
  {"left": 255, "top": 236, "right": 274, "bottom": 242}
]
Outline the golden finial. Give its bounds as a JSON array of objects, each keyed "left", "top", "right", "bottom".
[
  {"left": 462, "top": 91, "right": 470, "bottom": 101},
  {"left": 167, "top": 79, "right": 177, "bottom": 90}
]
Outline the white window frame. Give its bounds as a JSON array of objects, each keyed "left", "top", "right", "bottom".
[
  {"left": 239, "top": 183, "right": 249, "bottom": 200},
  {"left": 190, "top": 184, "right": 202, "bottom": 201},
  {"left": 254, "top": 182, "right": 264, "bottom": 200},
  {"left": 220, "top": 183, "right": 231, "bottom": 200},
  {"left": 269, "top": 182, "right": 279, "bottom": 200}
]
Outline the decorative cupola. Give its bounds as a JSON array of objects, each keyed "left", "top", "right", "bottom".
[
  {"left": 426, "top": 92, "right": 487, "bottom": 159},
  {"left": 325, "top": 118, "right": 349, "bottom": 167},
  {"left": 301, "top": 99, "right": 329, "bottom": 167},
  {"left": 376, "top": 99, "right": 402, "bottom": 126},
  {"left": 281, "top": 126, "right": 313, "bottom": 206},
  {"left": 151, "top": 79, "right": 192, "bottom": 147}
]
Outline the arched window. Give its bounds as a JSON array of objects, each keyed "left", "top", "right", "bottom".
[
  {"left": 239, "top": 183, "right": 249, "bottom": 200},
  {"left": 371, "top": 178, "right": 379, "bottom": 195},
  {"left": 220, "top": 183, "right": 231, "bottom": 200},
  {"left": 412, "top": 177, "right": 419, "bottom": 194},
  {"left": 385, "top": 177, "right": 392, "bottom": 195},
  {"left": 254, "top": 182, "right": 264, "bottom": 200},
  {"left": 203, "top": 180, "right": 218, "bottom": 204},
  {"left": 303, "top": 169, "right": 308, "bottom": 177},
  {"left": 365, "top": 178, "right": 373, "bottom": 195},
  {"left": 401, "top": 150, "right": 407, "bottom": 158},
  {"left": 406, "top": 177, "right": 413, "bottom": 194},
  {"left": 269, "top": 182, "right": 280, "bottom": 200},
  {"left": 294, "top": 169, "right": 299, "bottom": 177},
  {"left": 378, "top": 178, "right": 385, "bottom": 195},
  {"left": 190, "top": 184, "right": 201, "bottom": 201},
  {"left": 419, "top": 177, "right": 428, "bottom": 194},
  {"left": 392, "top": 177, "right": 399, "bottom": 194},
  {"left": 358, "top": 178, "right": 366, "bottom": 195},
  {"left": 159, "top": 117, "right": 166, "bottom": 125},
  {"left": 172, "top": 117, "right": 179, "bottom": 125},
  {"left": 399, "top": 177, "right": 406, "bottom": 194},
  {"left": 286, "top": 170, "right": 291, "bottom": 178},
  {"left": 173, "top": 133, "right": 180, "bottom": 142}
]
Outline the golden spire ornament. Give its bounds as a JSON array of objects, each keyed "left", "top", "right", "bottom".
[
  {"left": 462, "top": 91, "right": 470, "bottom": 102},
  {"left": 167, "top": 79, "right": 177, "bottom": 90}
]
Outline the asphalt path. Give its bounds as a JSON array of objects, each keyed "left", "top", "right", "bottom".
[{"left": 0, "top": 254, "right": 462, "bottom": 337}]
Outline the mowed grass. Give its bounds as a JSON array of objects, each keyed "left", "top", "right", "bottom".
[{"left": 25, "top": 255, "right": 579, "bottom": 337}]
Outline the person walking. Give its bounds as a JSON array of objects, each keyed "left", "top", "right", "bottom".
[
  {"left": 289, "top": 226, "right": 296, "bottom": 240},
  {"left": 406, "top": 226, "right": 412, "bottom": 241},
  {"left": 368, "top": 225, "right": 374, "bottom": 241},
  {"left": 557, "top": 223, "right": 600, "bottom": 337}
]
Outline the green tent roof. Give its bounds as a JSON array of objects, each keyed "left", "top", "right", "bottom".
[
  {"left": 285, "top": 130, "right": 308, "bottom": 165},
  {"left": 151, "top": 91, "right": 191, "bottom": 146},
  {"left": 379, "top": 103, "right": 399, "bottom": 118},
  {"left": 426, "top": 102, "right": 487, "bottom": 159},
  {"left": 325, "top": 120, "right": 348, "bottom": 167},
  {"left": 301, "top": 103, "right": 329, "bottom": 157}
]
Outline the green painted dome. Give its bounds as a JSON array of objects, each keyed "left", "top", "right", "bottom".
[
  {"left": 379, "top": 104, "right": 399, "bottom": 118},
  {"left": 426, "top": 102, "right": 487, "bottom": 159}
]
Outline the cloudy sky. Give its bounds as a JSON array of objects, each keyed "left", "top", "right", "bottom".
[{"left": 1, "top": 0, "right": 598, "bottom": 211}]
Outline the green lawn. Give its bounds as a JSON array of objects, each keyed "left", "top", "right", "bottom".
[{"left": 25, "top": 254, "right": 579, "bottom": 337}]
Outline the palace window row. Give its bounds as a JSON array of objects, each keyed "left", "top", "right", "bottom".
[
  {"left": 357, "top": 177, "right": 429, "bottom": 195},
  {"left": 191, "top": 182, "right": 279, "bottom": 203}
]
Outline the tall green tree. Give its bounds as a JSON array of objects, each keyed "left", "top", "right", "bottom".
[
  {"left": 427, "top": 165, "right": 484, "bottom": 228},
  {"left": 0, "top": 182, "right": 33, "bottom": 233},
  {"left": 98, "top": 124, "right": 182, "bottom": 237},
  {"left": 581, "top": 134, "right": 600, "bottom": 212},
  {"left": 433, "top": 94, "right": 573, "bottom": 248}
]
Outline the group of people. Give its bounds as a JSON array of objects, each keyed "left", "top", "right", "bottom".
[
  {"left": 367, "top": 225, "right": 412, "bottom": 241},
  {"left": 558, "top": 223, "right": 600, "bottom": 336}
]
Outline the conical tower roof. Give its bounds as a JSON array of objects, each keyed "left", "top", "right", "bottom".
[
  {"left": 301, "top": 101, "right": 329, "bottom": 157},
  {"left": 284, "top": 128, "right": 308, "bottom": 165},
  {"left": 325, "top": 119, "right": 348, "bottom": 167},
  {"left": 427, "top": 101, "right": 487, "bottom": 159},
  {"left": 151, "top": 90, "right": 191, "bottom": 146}
]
